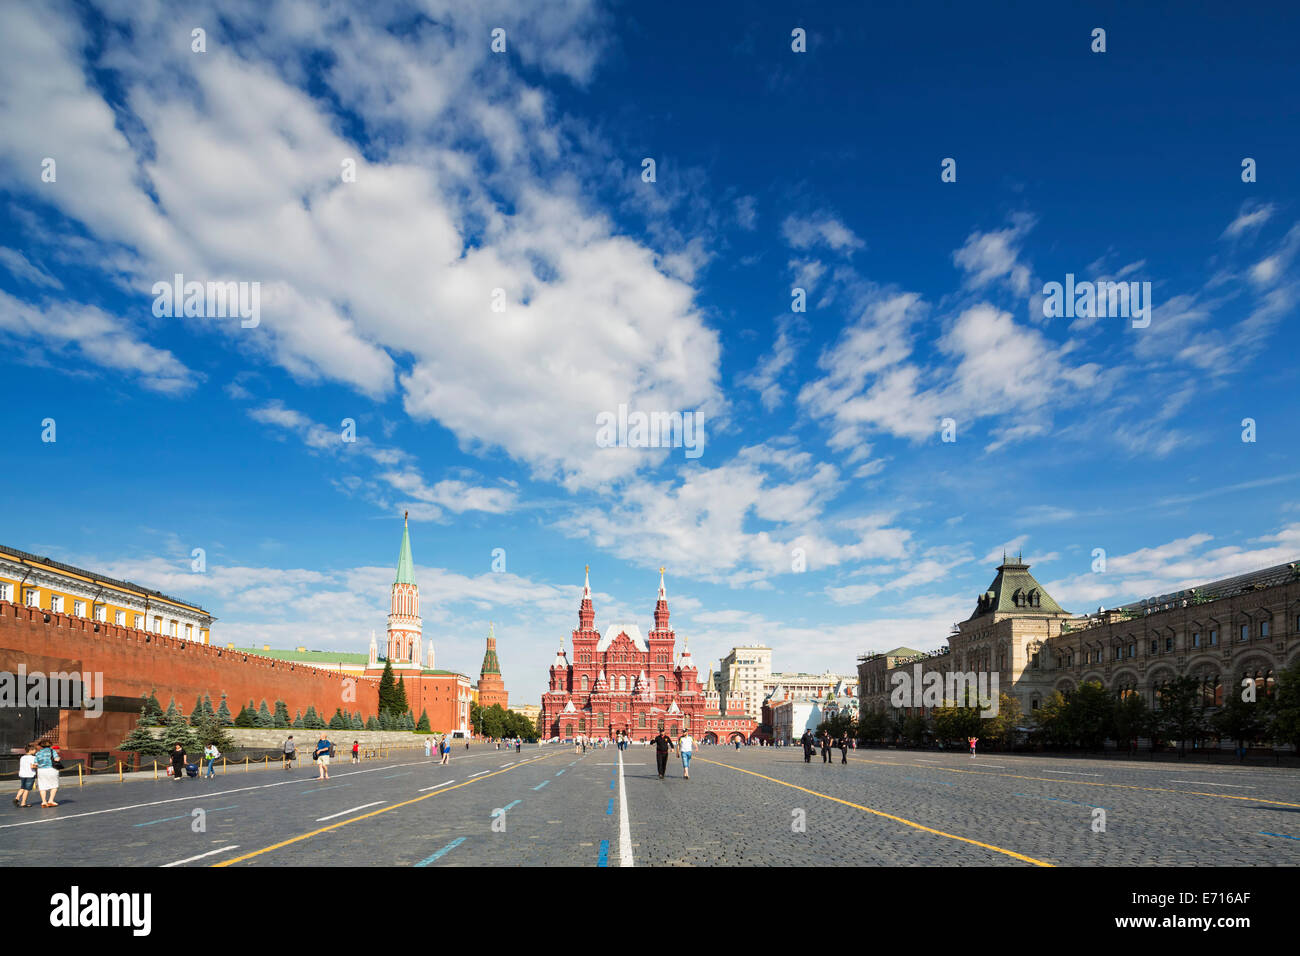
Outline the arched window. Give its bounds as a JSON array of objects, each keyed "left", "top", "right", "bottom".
[
  {"left": 1028, "top": 589, "right": 1040, "bottom": 607},
  {"left": 618, "top": 675, "right": 626, "bottom": 692},
  {"left": 657, "top": 676, "right": 666, "bottom": 692},
  {"left": 1012, "top": 588, "right": 1025, "bottom": 607},
  {"left": 581, "top": 675, "right": 589, "bottom": 691}
]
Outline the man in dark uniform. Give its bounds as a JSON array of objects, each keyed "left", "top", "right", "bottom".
[
  {"left": 801, "top": 730, "right": 815, "bottom": 763},
  {"left": 650, "top": 730, "right": 675, "bottom": 778},
  {"left": 819, "top": 731, "right": 832, "bottom": 764},
  {"left": 837, "top": 734, "right": 849, "bottom": 764}
]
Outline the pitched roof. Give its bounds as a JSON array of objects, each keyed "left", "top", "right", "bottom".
[
  {"left": 394, "top": 514, "right": 416, "bottom": 585},
  {"left": 968, "top": 558, "right": 1067, "bottom": 620}
]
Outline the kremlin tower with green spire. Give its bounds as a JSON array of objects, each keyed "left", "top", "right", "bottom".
[{"left": 477, "top": 621, "right": 509, "bottom": 709}]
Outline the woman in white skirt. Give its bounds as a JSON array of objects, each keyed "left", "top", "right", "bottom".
[{"left": 34, "top": 738, "right": 59, "bottom": 807}]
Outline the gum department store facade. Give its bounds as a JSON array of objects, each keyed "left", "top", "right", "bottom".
[{"left": 858, "top": 556, "right": 1300, "bottom": 728}]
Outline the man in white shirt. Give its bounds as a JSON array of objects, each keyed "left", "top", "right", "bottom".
[
  {"left": 678, "top": 732, "right": 695, "bottom": 780},
  {"left": 14, "top": 744, "right": 36, "bottom": 807}
]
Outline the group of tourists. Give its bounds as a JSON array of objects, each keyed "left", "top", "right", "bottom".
[{"left": 12, "top": 739, "right": 61, "bottom": 808}]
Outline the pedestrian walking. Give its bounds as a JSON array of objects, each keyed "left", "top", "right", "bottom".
[
  {"left": 820, "top": 732, "right": 831, "bottom": 764},
  {"left": 170, "top": 742, "right": 187, "bottom": 782},
  {"left": 203, "top": 742, "right": 220, "bottom": 779},
  {"left": 441, "top": 737, "right": 451, "bottom": 765},
  {"left": 282, "top": 735, "right": 296, "bottom": 770},
  {"left": 837, "top": 735, "right": 848, "bottom": 765},
  {"left": 515, "top": 737, "right": 521, "bottom": 753},
  {"left": 679, "top": 732, "right": 695, "bottom": 780},
  {"left": 14, "top": 744, "right": 36, "bottom": 808},
  {"left": 801, "top": 730, "right": 815, "bottom": 764},
  {"left": 352, "top": 740, "right": 360, "bottom": 764},
  {"left": 34, "top": 739, "right": 59, "bottom": 807},
  {"left": 968, "top": 736, "right": 978, "bottom": 758},
  {"left": 314, "top": 735, "right": 333, "bottom": 780},
  {"left": 650, "top": 730, "right": 675, "bottom": 778}
]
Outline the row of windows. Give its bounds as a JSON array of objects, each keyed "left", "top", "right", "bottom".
[{"left": 3, "top": 584, "right": 198, "bottom": 638}]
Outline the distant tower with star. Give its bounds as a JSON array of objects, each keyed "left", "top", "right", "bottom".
[
  {"left": 386, "top": 511, "right": 423, "bottom": 669},
  {"left": 476, "top": 621, "right": 509, "bottom": 709}
]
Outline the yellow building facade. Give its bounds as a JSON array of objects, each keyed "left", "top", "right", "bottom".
[{"left": 0, "top": 544, "right": 213, "bottom": 643}]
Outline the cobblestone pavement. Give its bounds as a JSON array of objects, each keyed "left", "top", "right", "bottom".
[{"left": 2, "top": 744, "right": 1298, "bottom": 866}]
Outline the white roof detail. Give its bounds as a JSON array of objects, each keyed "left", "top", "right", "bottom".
[
  {"left": 562, "top": 700, "right": 577, "bottom": 713},
  {"left": 597, "top": 622, "right": 646, "bottom": 652},
  {"left": 667, "top": 700, "right": 681, "bottom": 714}
]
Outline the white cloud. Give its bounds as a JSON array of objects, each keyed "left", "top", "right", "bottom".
[
  {"left": 781, "top": 212, "right": 865, "bottom": 254},
  {"left": 952, "top": 212, "right": 1035, "bottom": 296}
]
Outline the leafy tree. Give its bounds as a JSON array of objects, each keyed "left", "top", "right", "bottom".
[
  {"left": 1110, "top": 693, "right": 1152, "bottom": 754},
  {"left": 980, "top": 693, "right": 1022, "bottom": 749},
  {"left": 1065, "top": 681, "right": 1113, "bottom": 750},
  {"left": 351, "top": 711, "right": 364, "bottom": 731},
  {"left": 234, "top": 704, "right": 255, "bottom": 728},
  {"left": 365, "top": 715, "right": 380, "bottom": 731},
  {"left": 164, "top": 696, "right": 180, "bottom": 722},
  {"left": 932, "top": 701, "right": 981, "bottom": 746},
  {"left": 302, "top": 705, "right": 325, "bottom": 730},
  {"left": 1213, "top": 689, "right": 1265, "bottom": 757},
  {"left": 256, "top": 699, "right": 274, "bottom": 728},
  {"left": 273, "top": 700, "right": 291, "bottom": 729},
  {"left": 856, "top": 709, "right": 889, "bottom": 744},
  {"left": 377, "top": 660, "right": 397, "bottom": 715},
  {"left": 1032, "top": 691, "right": 1070, "bottom": 748},
  {"left": 216, "top": 693, "right": 233, "bottom": 727},
  {"left": 188, "top": 696, "right": 204, "bottom": 725},
  {"left": 292, "top": 709, "right": 304, "bottom": 729},
  {"left": 815, "top": 711, "right": 856, "bottom": 740},
  {"left": 416, "top": 709, "right": 431, "bottom": 732},
  {"left": 329, "top": 708, "right": 349, "bottom": 730},
  {"left": 1157, "top": 676, "right": 1208, "bottom": 756},
  {"left": 901, "top": 714, "right": 928, "bottom": 747},
  {"left": 202, "top": 693, "right": 215, "bottom": 720},
  {"left": 1268, "top": 660, "right": 1300, "bottom": 752},
  {"left": 469, "top": 702, "right": 483, "bottom": 735}
]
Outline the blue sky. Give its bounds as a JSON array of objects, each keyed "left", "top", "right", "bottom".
[{"left": 2, "top": 1, "right": 1298, "bottom": 706}]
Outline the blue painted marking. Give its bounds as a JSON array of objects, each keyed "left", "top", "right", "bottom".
[
  {"left": 1259, "top": 831, "right": 1300, "bottom": 841},
  {"left": 609, "top": 779, "right": 615, "bottom": 790},
  {"left": 533, "top": 780, "right": 550, "bottom": 791},
  {"left": 134, "top": 813, "right": 189, "bottom": 827},
  {"left": 1012, "top": 793, "right": 1108, "bottom": 810},
  {"left": 606, "top": 798, "right": 614, "bottom": 815},
  {"left": 414, "top": 837, "right": 466, "bottom": 866},
  {"left": 555, "top": 770, "right": 565, "bottom": 776},
  {"left": 598, "top": 839, "right": 609, "bottom": 867},
  {"left": 491, "top": 800, "right": 522, "bottom": 818}
]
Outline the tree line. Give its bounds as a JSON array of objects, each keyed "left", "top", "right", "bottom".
[{"left": 820, "top": 660, "right": 1300, "bottom": 755}]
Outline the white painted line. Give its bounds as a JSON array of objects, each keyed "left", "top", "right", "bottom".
[
  {"left": 616, "top": 748, "right": 634, "bottom": 868},
  {"left": 1179, "top": 781, "right": 1256, "bottom": 789},
  {"left": 316, "top": 801, "right": 385, "bottom": 821},
  {"left": 500, "top": 763, "right": 514, "bottom": 768},
  {"left": 1042, "top": 770, "right": 1102, "bottom": 776},
  {"left": 468, "top": 770, "right": 491, "bottom": 778},
  {"left": 161, "top": 845, "right": 239, "bottom": 867},
  {"left": 418, "top": 780, "right": 457, "bottom": 792}
]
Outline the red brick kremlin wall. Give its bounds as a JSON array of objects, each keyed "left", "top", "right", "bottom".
[{"left": 0, "top": 601, "right": 379, "bottom": 751}]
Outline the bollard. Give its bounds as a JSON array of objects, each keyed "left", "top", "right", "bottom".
[
  {"left": 78, "top": 763, "right": 83, "bottom": 787},
  {"left": 153, "top": 760, "right": 158, "bottom": 780},
  {"left": 118, "top": 761, "right": 123, "bottom": 783},
  {"left": 245, "top": 756, "right": 249, "bottom": 772}
]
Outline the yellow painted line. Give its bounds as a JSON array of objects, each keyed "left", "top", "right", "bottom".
[
  {"left": 698, "top": 758, "right": 1053, "bottom": 867},
  {"left": 213, "top": 752, "right": 560, "bottom": 866},
  {"left": 851, "top": 756, "right": 1300, "bottom": 808}
]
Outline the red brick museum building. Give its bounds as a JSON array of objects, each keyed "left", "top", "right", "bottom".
[{"left": 540, "top": 569, "right": 756, "bottom": 743}]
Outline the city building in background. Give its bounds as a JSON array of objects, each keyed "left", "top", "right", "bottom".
[
  {"left": 859, "top": 556, "right": 1300, "bottom": 738},
  {"left": 1, "top": 544, "right": 213, "bottom": 644},
  {"left": 716, "top": 645, "right": 771, "bottom": 722}
]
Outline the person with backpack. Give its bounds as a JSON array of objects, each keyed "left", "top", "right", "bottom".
[
  {"left": 283, "top": 735, "right": 296, "bottom": 770},
  {"left": 314, "top": 735, "right": 333, "bottom": 780},
  {"left": 203, "top": 742, "right": 220, "bottom": 779},
  {"left": 34, "top": 739, "right": 60, "bottom": 807},
  {"left": 440, "top": 737, "right": 451, "bottom": 765}
]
